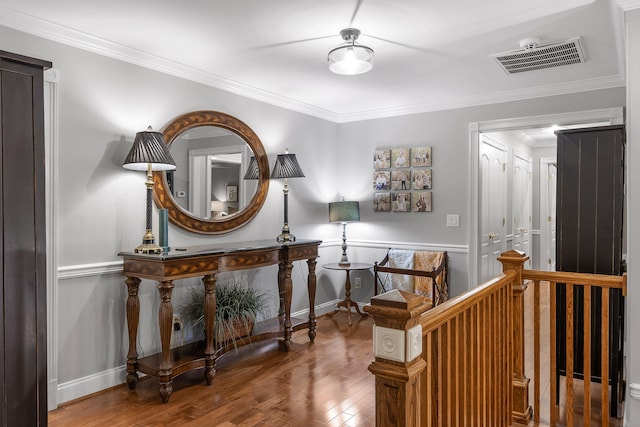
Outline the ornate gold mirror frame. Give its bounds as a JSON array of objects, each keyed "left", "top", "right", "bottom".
[{"left": 153, "top": 110, "right": 269, "bottom": 234}]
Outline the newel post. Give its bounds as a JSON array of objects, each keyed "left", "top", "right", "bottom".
[
  {"left": 365, "top": 289, "right": 431, "bottom": 427},
  {"left": 498, "top": 249, "right": 532, "bottom": 425}
]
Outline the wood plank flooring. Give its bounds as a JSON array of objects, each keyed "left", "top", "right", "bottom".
[
  {"left": 49, "top": 287, "right": 625, "bottom": 426},
  {"left": 48, "top": 311, "right": 375, "bottom": 427}
]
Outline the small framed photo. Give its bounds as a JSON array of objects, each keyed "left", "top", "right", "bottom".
[
  {"left": 391, "top": 170, "right": 411, "bottom": 190},
  {"left": 373, "top": 171, "right": 390, "bottom": 190},
  {"left": 226, "top": 185, "right": 238, "bottom": 202},
  {"left": 412, "top": 191, "right": 432, "bottom": 212},
  {"left": 374, "top": 149, "right": 390, "bottom": 169},
  {"left": 373, "top": 192, "right": 390, "bottom": 212},
  {"left": 391, "top": 191, "right": 411, "bottom": 212},
  {"left": 412, "top": 146, "right": 432, "bottom": 167},
  {"left": 391, "top": 148, "right": 410, "bottom": 168},
  {"left": 412, "top": 168, "right": 432, "bottom": 190}
]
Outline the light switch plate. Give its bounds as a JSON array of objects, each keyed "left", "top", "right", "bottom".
[{"left": 447, "top": 214, "right": 459, "bottom": 227}]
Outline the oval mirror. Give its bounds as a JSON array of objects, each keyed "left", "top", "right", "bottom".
[{"left": 153, "top": 110, "right": 269, "bottom": 234}]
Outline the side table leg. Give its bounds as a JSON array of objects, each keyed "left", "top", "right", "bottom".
[
  {"left": 202, "top": 274, "right": 217, "bottom": 384},
  {"left": 125, "top": 276, "right": 141, "bottom": 390},
  {"left": 307, "top": 257, "right": 317, "bottom": 343},
  {"left": 277, "top": 263, "right": 285, "bottom": 317},
  {"left": 157, "top": 280, "right": 175, "bottom": 403},
  {"left": 344, "top": 271, "right": 353, "bottom": 326},
  {"left": 280, "top": 261, "right": 294, "bottom": 351}
]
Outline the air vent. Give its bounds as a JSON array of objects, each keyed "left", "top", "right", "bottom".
[{"left": 491, "top": 37, "right": 586, "bottom": 74}]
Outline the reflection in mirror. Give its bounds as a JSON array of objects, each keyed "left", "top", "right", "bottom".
[
  {"left": 153, "top": 110, "right": 269, "bottom": 235},
  {"left": 169, "top": 126, "right": 257, "bottom": 219}
]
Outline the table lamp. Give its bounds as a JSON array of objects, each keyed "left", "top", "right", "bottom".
[
  {"left": 122, "top": 126, "right": 176, "bottom": 254},
  {"left": 271, "top": 149, "right": 305, "bottom": 242},
  {"left": 329, "top": 200, "right": 360, "bottom": 265},
  {"left": 210, "top": 200, "right": 225, "bottom": 218},
  {"left": 243, "top": 156, "right": 259, "bottom": 180}
]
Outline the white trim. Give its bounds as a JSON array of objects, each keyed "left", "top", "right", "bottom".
[
  {"left": 57, "top": 365, "right": 127, "bottom": 405},
  {"left": 44, "top": 69, "right": 59, "bottom": 411},
  {"left": 469, "top": 107, "right": 624, "bottom": 288},
  {"left": 617, "top": 0, "right": 640, "bottom": 11},
  {"left": 0, "top": 6, "right": 626, "bottom": 124},
  {"left": 54, "top": 298, "right": 341, "bottom": 405},
  {"left": 539, "top": 157, "right": 557, "bottom": 272},
  {"left": 58, "top": 261, "right": 123, "bottom": 279}
]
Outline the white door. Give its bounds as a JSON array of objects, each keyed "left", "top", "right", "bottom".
[
  {"left": 480, "top": 135, "right": 507, "bottom": 282},
  {"left": 512, "top": 153, "right": 532, "bottom": 268},
  {"left": 539, "top": 158, "right": 557, "bottom": 271}
]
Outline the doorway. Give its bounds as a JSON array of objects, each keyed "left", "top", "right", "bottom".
[{"left": 468, "top": 107, "right": 624, "bottom": 289}]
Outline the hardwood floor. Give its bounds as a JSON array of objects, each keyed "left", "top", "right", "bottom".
[
  {"left": 49, "top": 286, "right": 625, "bottom": 426},
  {"left": 48, "top": 311, "right": 375, "bottom": 427}
]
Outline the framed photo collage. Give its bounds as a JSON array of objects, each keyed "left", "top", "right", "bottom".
[{"left": 373, "top": 146, "right": 432, "bottom": 213}]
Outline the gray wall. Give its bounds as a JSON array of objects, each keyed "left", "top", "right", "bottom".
[{"left": 0, "top": 24, "right": 630, "bottom": 408}]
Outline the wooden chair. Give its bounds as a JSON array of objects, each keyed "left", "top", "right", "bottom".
[{"left": 374, "top": 249, "right": 448, "bottom": 307}]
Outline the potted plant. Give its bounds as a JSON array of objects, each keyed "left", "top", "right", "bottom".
[{"left": 181, "top": 278, "right": 264, "bottom": 350}]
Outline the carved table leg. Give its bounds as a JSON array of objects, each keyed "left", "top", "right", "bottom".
[
  {"left": 125, "top": 276, "right": 141, "bottom": 390},
  {"left": 280, "top": 261, "right": 294, "bottom": 351},
  {"left": 277, "top": 263, "right": 285, "bottom": 317},
  {"left": 157, "top": 280, "right": 175, "bottom": 403},
  {"left": 307, "top": 257, "right": 317, "bottom": 342},
  {"left": 202, "top": 274, "right": 217, "bottom": 384}
]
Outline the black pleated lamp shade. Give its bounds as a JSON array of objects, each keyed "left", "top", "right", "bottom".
[
  {"left": 243, "top": 156, "right": 260, "bottom": 180},
  {"left": 329, "top": 201, "right": 360, "bottom": 223},
  {"left": 122, "top": 127, "right": 176, "bottom": 171},
  {"left": 270, "top": 153, "right": 305, "bottom": 179}
]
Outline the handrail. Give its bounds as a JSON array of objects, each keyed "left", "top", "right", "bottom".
[{"left": 419, "top": 271, "right": 515, "bottom": 332}]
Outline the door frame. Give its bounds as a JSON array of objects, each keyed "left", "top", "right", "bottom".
[
  {"left": 468, "top": 107, "right": 623, "bottom": 290},
  {"left": 539, "top": 157, "right": 557, "bottom": 271}
]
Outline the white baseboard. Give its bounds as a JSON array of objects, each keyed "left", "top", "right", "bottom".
[
  {"left": 53, "top": 300, "right": 343, "bottom": 407},
  {"left": 48, "top": 379, "right": 58, "bottom": 410},
  {"left": 56, "top": 365, "right": 127, "bottom": 406}
]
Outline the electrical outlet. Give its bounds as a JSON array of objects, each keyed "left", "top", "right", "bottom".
[
  {"left": 172, "top": 313, "right": 182, "bottom": 332},
  {"left": 354, "top": 277, "right": 361, "bottom": 289}
]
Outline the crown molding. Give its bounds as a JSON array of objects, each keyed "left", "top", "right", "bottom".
[
  {"left": 0, "top": 5, "right": 627, "bottom": 124},
  {"left": 616, "top": 0, "right": 640, "bottom": 11}
]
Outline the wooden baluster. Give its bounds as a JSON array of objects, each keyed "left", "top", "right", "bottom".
[
  {"left": 601, "top": 288, "right": 610, "bottom": 427},
  {"left": 365, "top": 290, "right": 430, "bottom": 427},
  {"left": 306, "top": 257, "right": 317, "bottom": 342},
  {"left": 497, "top": 250, "right": 532, "bottom": 425},
  {"left": 533, "top": 280, "right": 541, "bottom": 425},
  {"left": 566, "top": 284, "right": 574, "bottom": 427},
  {"left": 584, "top": 284, "right": 592, "bottom": 427},
  {"left": 550, "top": 281, "right": 558, "bottom": 426}
]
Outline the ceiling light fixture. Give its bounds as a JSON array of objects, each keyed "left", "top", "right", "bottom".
[{"left": 328, "top": 28, "right": 374, "bottom": 75}]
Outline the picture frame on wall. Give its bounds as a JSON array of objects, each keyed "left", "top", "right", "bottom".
[
  {"left": 374, "top": 149, "right": 390, "bottom": 169},
  {"left": 412, "top": 168, "right": 432, "bottom": 190},
  {"left": 374, "top": 171, "right": 391, "bottom": 190},
  {"left": 412, "top": 191, "right": 432, "bottom": 212},
  {"left": 412, "top": 146, "right": 432, "bottom": 167},
  {"left": 391, "top": 148, "right": 410, "bottom": 168},
  {"left": 392, "top": 191, "right": 411, "bottom": 212},
  {"left": 226, "top": 185, "right": 238, "bottom": 202},
  {"left": 373, "top": 193, "right": 391, "bottom": 212},
  {"left": 391, "top": 170, "right": 410, "bottom": 190}
]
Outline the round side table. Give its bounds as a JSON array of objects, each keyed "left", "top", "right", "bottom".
[{"left": 323, "top": 262, "right": 373, "bottom": 326}]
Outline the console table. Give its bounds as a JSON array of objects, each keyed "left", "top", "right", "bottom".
[{"left": 119, "top": 239, "right": 321, "bottom": 403}]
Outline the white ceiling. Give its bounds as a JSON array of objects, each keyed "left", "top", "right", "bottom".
[{"left": 0, "top": 0, "right": 626, "bottom": 122}]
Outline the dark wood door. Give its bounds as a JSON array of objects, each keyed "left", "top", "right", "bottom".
[
  {"left": 0, "top": 51, "right": 51, "bottom": 426},
  {"left": 555, "top": 125, "right": 625, "bottom": 417}
]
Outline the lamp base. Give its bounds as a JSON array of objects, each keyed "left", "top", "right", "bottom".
[
  {"left": 276, "top": 232, "right": 296, "bottom": 243},
  {"left": 134, "top": 242, "right": 163, "bottom": 255}
]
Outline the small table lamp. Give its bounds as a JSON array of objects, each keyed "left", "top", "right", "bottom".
[
  {"left": 271, "top": 149, "right": 305, "bottom": 243},
  {"left": 122, "top": 126, "right": 176, "bottom": 254},
  {"left": 210, "top": 200, "right": 225, "bottom": 218},
  {"left": 243, "top": 156, "right": 259, "bottom": 180},
  {"left": 329, "top": 200, "right": 360, "bottom": 265}
]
